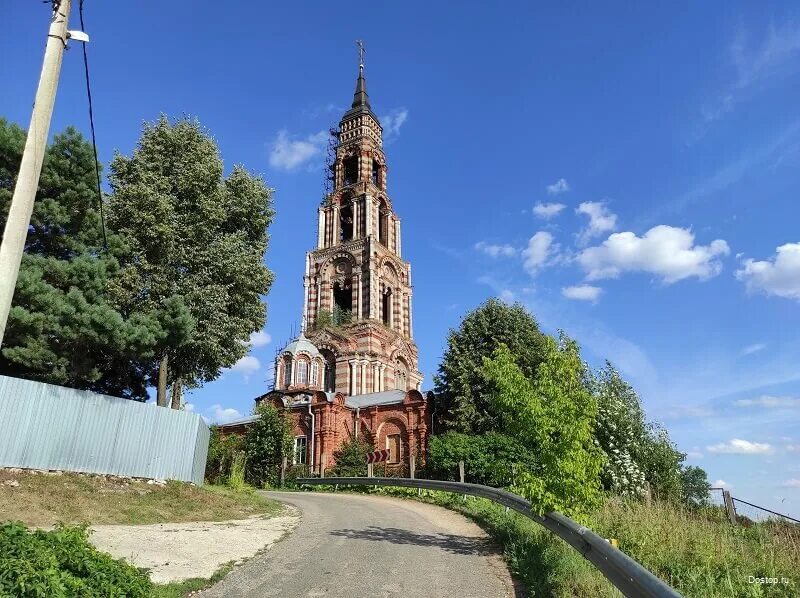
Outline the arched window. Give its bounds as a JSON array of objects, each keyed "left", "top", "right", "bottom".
[
  {"left": 378, "top": 209, "right": 388, "bottom": 246},
  {"left": 333, "top": 281, "right": 352, "bottom": 324},
  {"left": 296, "top": 359, "right": 309, "bottom": 385},
  {"left": 382, "top": 287, "right": 392, "bottom": 327},
  {"left": 283, "top": 357, "right": 293, "bottom": 388},
  {"left": 339, "top": 203, "right": 353, "bottom": 241},
  {"left": 321, "top": 349, "right": 337, "bottom": 392},
  {"left": 371, "top": 161, "right": 380, "bottom": 186},
  {"left": 343, "top": 155, "right": 358, "bottom": 186},
  {"left": 311, "top": 362, "right": 319, "bottom": 387}
]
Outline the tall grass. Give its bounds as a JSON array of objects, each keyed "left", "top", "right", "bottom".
[
  {"left": 226, "top": 453, "right": 248, "bottom": 491},
  {"left": 332, "top": 486, "right": 799, "bottom": 597}
]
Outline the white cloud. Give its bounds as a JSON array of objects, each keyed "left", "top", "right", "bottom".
[
  {"left": 499, "top": 289, "right": 515, "bottom": 303},
  {"left": 740, "top": 343, "right": 766, "bottom": 356},
  {"left": 786, "top": 444, "right": 800, "bottom": 453},
  {"left": 381, "top": 108, "right": 409, "bottom": 137},
  {"left": 522, "top": 232, "right": 558, "bottom": 276},
  {"left": 230, "top": 355, "right": 261, "bottom": 377},
  {"left": 736, "top": 242, "right": 800, "bottom": 300},
  {"left": 576, "top": 202, "right": 618, "bottom": 244},
  {"left": 209, "top": 404, "right": 243, "bottom": 424},
  {"left": 578, "top": 225, "right": 730, "bottom": 283},
  {"left": 735, "top": 395, "right": 800, "bottom": 408},
  {"left": 546, "top": 178, "right": 569, "bottom": 195},
  {"left": 712, "top": 479, "right": 731, "bottom": 489},
  {"left": 707, "top": 438, "right": 773, "bottom": 454},
  {"left": 781, "top": 479, "right": 800, "bottom": 488},
  {"left": 686, "top": 450, "right": 704, "bottom": 460},
  {"left": 562, "top": 285, "right": 602, "bottom": 302},
  {"left": 249, "top": 330, "right": 272, "bottom": 347},
  {"left": 268, "top": 129, "right": 328, "bottom": 170},
  {"left": 731, "top": 23, "right": 800, "bottom": 91},
  {"left": 663, "top": 405, "right": 715, "bottom": 420},
  {"left": 184, "top": 403, "right": 195, "bottom": 412},
  {"left": 533, "top": 202, "right": 566, "bottom": 219},
  {"left": 474, "top": 241, "right": 517, "bottom": 258}
]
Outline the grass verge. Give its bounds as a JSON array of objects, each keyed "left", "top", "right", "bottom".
[
  {"left": 0, "top": 468, "right": 282, "bottom": 527},
  {"left": 151, "top": 562, "right": 236, "bottom": 598},
  {"left": 302, "top": 485, "right": 799, "bottom": 597}
]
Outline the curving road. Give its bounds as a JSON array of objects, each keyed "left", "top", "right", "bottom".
[{"left": 201, "top": 491, "right": 519, "bottom": 598}]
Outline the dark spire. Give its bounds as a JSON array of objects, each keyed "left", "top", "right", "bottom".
[{"left": 351, "top": 68, "right": 371, "bottom": 109}]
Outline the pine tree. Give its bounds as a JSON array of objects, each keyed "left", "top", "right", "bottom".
[{"left": 0, "top": 119, "right": 163, "bottom": 399}]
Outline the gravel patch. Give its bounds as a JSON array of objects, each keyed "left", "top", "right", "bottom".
[{"left": 90, "top": 508, "right": 300, "bottom": 584}]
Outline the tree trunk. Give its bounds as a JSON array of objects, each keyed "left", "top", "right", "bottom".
[
  {"left": 157, "top": 354, "right": 168, "bottom": 407},
  {"left": 170, "top": 376, "right": 182, "bottom": 410}
]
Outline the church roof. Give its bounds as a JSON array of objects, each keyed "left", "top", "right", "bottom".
[
  {"left": 281, "top": 332, "right": 320, "bottom": 358},
  {"left": 345, "top": 389, "right": 406, "bottom": 408}
]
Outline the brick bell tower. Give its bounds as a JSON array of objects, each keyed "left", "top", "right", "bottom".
[{"left": 299, "top": 52, "right": 422, "bottom": 396}]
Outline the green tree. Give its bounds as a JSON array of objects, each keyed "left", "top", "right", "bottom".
[
  {"left": 243, "top": 403, "right": 294, "bottom": 488},
  {"left": 107, "top": 116, "right": 275, "bottom": 406},
  {"left": 434, "top": 298, "right": 547, "bottom": 434},
  {"left": 680, "top": 465, "right": 711, "bottom": 506},
  {"left": 426, "top": 431, "right": 535, "bottom": 488},
  {"left": 331, "top": 436, "right": 373, "bottom": 477},
  {"left": 636, "top": 423, "right": 685, "bottom": 502},
  {"left": 482, "top": 338, "right": 604, "bottom": 521},
  {"left": 0, "top": 120, "right": 164, "bottom": 400}
]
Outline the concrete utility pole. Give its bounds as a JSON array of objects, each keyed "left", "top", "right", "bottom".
[{"left": 0, "top": 0, "right": 72, "bottom": 348}]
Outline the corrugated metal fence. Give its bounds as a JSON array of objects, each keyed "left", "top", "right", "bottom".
[{"left": 0, "top": 375, "right": 209, "bottom": 484}]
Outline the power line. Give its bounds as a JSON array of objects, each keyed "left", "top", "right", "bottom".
[{"left": 78, "top": 0, "right": 107, "bottom": 249}]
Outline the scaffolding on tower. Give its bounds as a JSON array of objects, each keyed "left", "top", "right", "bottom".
[{"left": 322, "top": 126, "right": 339, "bottom": 200}]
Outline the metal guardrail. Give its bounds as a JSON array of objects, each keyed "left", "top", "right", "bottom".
[{"left": 298, "top": 476, "right": 682, "bottom": 598}]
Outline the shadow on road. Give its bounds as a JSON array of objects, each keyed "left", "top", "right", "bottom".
[{"left": 329, "top": 526, "right": 495, "bottom": 556}]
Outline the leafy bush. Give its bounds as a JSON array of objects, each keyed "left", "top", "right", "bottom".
[
  {"left": 244, "top": 402, "right": 293, "bottom": 488},
  {"left": 425, "top": 432, "right": 535, "bottom": 488},
  {"left": 0, "top": 521, "right": 152, "bottom": 597},
  {"left": 205, "top": 427, "right": 244, "bottom": 485},
  {"left": 331, "top": 436, "right": 373, "bottom": 477},
  {"left": 482, "top": 338, "right": 604, "bottom": 522}
]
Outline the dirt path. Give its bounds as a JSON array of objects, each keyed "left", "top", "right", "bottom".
[{"left": 90, "top": 509, "right": 300, "bottom": 584}]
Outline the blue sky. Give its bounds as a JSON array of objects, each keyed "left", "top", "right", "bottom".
[{"left": 3, "top": 2, "right": 799, "bottom": 517}]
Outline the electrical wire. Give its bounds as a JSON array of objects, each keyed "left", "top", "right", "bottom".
[{"left": 78, "top": 0, "right": 107, "bottom": 249}]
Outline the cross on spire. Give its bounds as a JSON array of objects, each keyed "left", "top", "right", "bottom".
[{"left": 356, "top": 40, "right": 365, "bottom": 73}]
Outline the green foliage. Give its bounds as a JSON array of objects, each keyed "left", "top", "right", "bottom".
[
  {"left": 332, "top": 305, "right": 352, "bottom": 326},
  {"left": 434, "top": 298, "right": 547, "bottom": 434},
  {"left": 243, "top": 403, "right": 293, "bottom": 488},
  {"left": 314, "top": 309, "right": 333, "bottom": 329},
  {"left": 590, "top": 363, "right": 648, "bottom": 498},
  {"left": 0, "top": 521, "right": 152, "bottom": 597},
  {"left": 680, "top": 465, "right": 711, "bottom": 506},
  {"left": 425, "top": 432, "right": 535, "bottom": 488},
  {"left": 482, "top": 338, "right": 604, "bottom": 521},
  {"left": 0, "top": 119, "right": 164, "bottom": 400},
  {"left": 205, "top": 427, "right": 244, "bottom": 485},
  {"left": 331, "top": 436, "right": 373, "bottom": 477},
  {"left": 227, "top": 453, "right": 248, "bottom": 491},
  {"left": 107, "top": 115, "right": 275, "bottom": 393},
  {"left": 636, "top": 423, "right": 685, "bottom": 502}
]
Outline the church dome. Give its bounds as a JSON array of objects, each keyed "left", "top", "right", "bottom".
[{"left": 282, "top": 332, "right": 321, "bottom": 358}]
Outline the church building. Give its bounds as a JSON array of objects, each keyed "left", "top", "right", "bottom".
[{"left": 218, "top": 54, "right": 431, "bottom": 475}]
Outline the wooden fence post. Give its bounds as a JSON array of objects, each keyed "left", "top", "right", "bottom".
[
  {"left": 723, "top": 490, "right": 737, "bottom": 525},
  {"left": 320, "top": 455, "right": 326, "bottom": 479},
  {"left": 409, "top": 454, "right": 416, "bottom": 479},
  {"left": 280, "top": 456, "right": 287, "bottom": 488},
  {"left": 367, "top": 462, "right": 373, "bottom": 478}
]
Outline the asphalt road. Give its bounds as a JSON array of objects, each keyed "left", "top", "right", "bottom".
[{"left": 201, "top": 491, "right": 518, "bottom": 598}]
